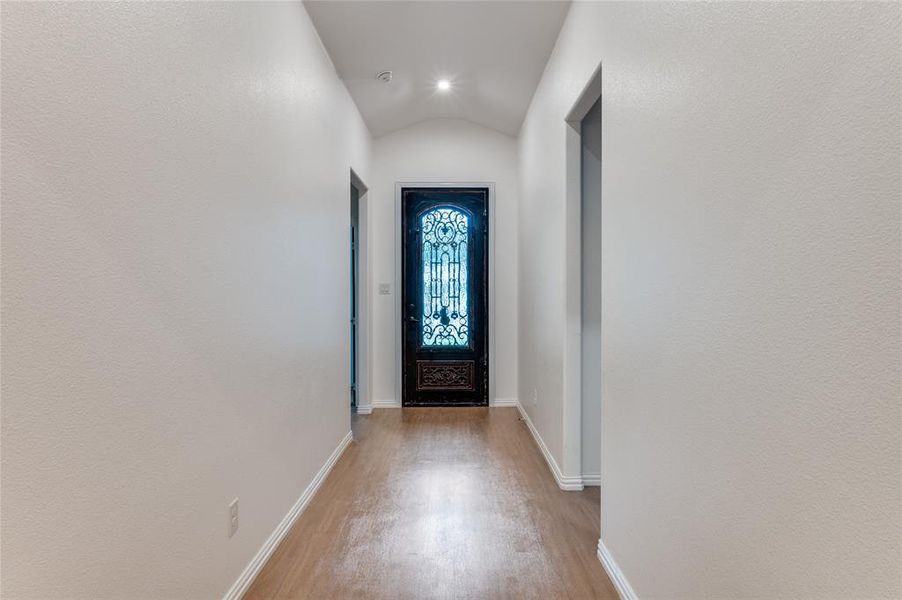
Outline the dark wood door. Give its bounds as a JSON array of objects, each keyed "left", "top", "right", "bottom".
[{"left": 402, "top": 188, "right": 488, "bottom": 406}]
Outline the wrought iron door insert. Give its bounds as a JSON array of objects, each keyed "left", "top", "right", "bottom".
[{"left": 402, "top": 188, "right": 488, "bottom": 406}]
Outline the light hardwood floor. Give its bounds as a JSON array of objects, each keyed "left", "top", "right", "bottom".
[{"left": 245, "top": 407, "right": 618, "bottom": 599}]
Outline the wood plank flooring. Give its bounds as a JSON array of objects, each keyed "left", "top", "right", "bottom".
[{"left": 245, "top": 407, "right": 617, "bottom": 599}]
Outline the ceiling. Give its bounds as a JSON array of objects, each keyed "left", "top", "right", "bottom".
[{"left": 304, "top": 1, "right": 571, "bottom": 137}]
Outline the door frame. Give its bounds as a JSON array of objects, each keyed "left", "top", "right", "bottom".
[{"left": 394, "top": 182, "right": 497, "bottom": 407}]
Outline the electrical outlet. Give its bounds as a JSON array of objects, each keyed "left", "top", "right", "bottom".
[
  {"left": 228, "top": 498, "right": 239, "bottom": 538},
  {"left": 378, "top": 283, "right": 391, "bottom": 295},
  {"left": 532, "top": 388, "right": 538, "bottom": 406}
]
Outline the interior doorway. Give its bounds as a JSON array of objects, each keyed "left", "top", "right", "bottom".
[
  {"left": 580, "top": 97, "right": 602, "bottom": 484},
  {"left": 350, "top": 182, "right": 359, "bottom": 410},
  {"left": 562, "top": 62, "right": 602, "bottom": 489},
  {"left": 349, "top": 169, "right": 370, "bottom": 414}
]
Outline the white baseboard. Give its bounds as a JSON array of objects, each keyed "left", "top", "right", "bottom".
[
  {"left": 597, "top": 539, "right": 638, "bottom": 600},
  {"left": 491, "top": 397, "right": 519, "bottom": 407},
  {"left": 371, "top": 399, "right": 519, "bottom": 409},
  {"left": 515, "top": 402, "right": 584, "bottom": 491},
  {"left": 222, "top": 430, "right": 353, "bottom": 600},
  {"left": 372, "top": 399, "right": 402, "bottom": 409},
  {"left": 582, "top": 473, "right": 601, "bottom": 486},
  {"left": 371, "top": 400, "right": 519, "bottom": 409},
  {"left": 354, "top": 404, "right": 373, "bottom": 415}
]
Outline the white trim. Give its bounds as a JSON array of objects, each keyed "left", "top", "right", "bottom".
[
  {"left": 597, "top": 539, "right": 638, "bottom": 600},
  {"left": 372, "top": 399, "right": 402, "bottom": 409},
  {"left": 582, "top": 473, "right": 601, "bottom": 486},
  {"left": 394, "top": 182, "right": 497, "bottom": 407},
  {"left": 222, "top": 431, "right": 353, "bottom": 600},
  {"left": 354, "top": 404, "right": 373, "bottom": 415},
  {"left": 516, "top": 402, "right": 584, "bottom": 491},
  {"left": 491, "top": 397, "right": 519, "bottom": 408}
]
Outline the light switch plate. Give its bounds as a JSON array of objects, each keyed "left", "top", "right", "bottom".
[{"left": 228, "top": 498, "right": 239, "bottom": 538}]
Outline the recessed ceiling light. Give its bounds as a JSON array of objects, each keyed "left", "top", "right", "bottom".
[{"left": 436, "top": 79, "right": 451, "bottom": 91}]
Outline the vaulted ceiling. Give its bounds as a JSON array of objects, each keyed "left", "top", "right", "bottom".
[{"left": 304, "top": 1, "right": 571, "bottom": 137}]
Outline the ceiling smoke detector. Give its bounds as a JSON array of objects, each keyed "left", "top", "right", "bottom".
[{"left": 376, "top": 70, "right": 393, "bottom": 83}]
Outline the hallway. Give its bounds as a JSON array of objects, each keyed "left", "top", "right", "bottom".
[
  {"left": 2, "top": 1, "right": 900, "bottom": 598},
  {"left": 246, "top": 409, "right": 617, "bottom": 599}
]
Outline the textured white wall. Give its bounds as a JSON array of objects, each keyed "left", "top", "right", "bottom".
[
  {"left": 370, "top": 119, "right": 519, "bottom": 406},
  {"left": 519, "top": 1, "right": 901, "bottom": 597},
  {"left": 1, "top": 3, "right": 370, "bottom": 598}
]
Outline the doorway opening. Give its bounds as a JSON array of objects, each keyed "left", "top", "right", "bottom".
[
  {"left": 562, "top": 62, "right": 602, "bottom": 490},
  {"left": 350, "top": 182, "right": 359, "bottom": 410},
  {"left": 400, "top": 187, "right": 489, "bottom": 406},
  {"left": 579, "top": 97, "right": 602, "bottom": 485},
  {"left": 350, "top": 169, "right": 370, "bottom": 414}
]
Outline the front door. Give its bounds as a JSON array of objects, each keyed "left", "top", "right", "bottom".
[{"left": 402, "top": 187, "right": 488, "bottom": 406}]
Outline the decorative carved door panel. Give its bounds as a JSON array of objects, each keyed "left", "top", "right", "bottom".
[{"left": 402, "top": 188, "right": 488, "bottom": 406}]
